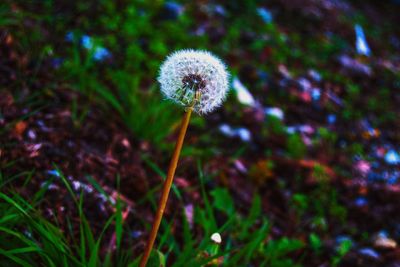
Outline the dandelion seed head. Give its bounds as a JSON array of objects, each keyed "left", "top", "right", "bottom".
[{"left": 158, "top": 49, "right": 229, "bottom": 114}]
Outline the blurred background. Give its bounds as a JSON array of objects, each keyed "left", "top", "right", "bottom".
[{"left": 1, "top": 0, "right": 400, "bottom": 266}]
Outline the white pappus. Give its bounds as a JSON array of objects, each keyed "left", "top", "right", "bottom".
[{"left": 158, "top": 49, "right": 229, "bottom": 114}]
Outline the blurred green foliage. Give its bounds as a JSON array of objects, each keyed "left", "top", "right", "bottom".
[{"left": 286, "top": 134, "right": 306, "bottom": 159}]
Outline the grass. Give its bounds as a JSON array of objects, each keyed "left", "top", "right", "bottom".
[
  {"left": 0, "top": 149, "right": 351, "bottom": 266},
  {"left": 1, "top": 160, "right": 329, "bottom": 266},
  {"left": 0, "top": 168, "right": 125, "bottom": 267}
]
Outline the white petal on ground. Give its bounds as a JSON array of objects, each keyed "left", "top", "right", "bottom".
[
  {"left": 211, "top": 232, "right": 222, "bottom": 244},
  {"left": 385, "top": 150, "right": 400, "bottom": 165},
  {"left": 219, "top": 124, "right": 252, "bottom": 142},
  {"left": 355, "top": 24, "right": 371, "bottom": 56},
  {"left": 219, "top": 124, "right": 235, "bottom": 137},
  {"left": 265, "top": 107, "right": 284, "bottom": 120},
  {"left": 232, "top": 77, "right": 256, "bottom": 106},
  {"left": 257, "top": 7, "right": 273, "bottom": 23},
  {"left": 236, "top": 128, "right": 251, "bottom": 142}
]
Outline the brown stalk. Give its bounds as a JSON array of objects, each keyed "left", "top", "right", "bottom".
[{"left": 139, "top": 92, "right": 200, "bottom": 267}]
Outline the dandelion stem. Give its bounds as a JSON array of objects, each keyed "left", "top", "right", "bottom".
[{"left": 139, "top": 92, "right": 199, "bottom": 267}]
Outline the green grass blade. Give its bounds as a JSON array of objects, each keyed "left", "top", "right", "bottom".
[{"left": 0, "top": 248, "right": 34, "bottom": 267}]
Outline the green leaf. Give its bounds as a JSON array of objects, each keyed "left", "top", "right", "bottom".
[
  {"left": 309, "top": 233, "right": 322, "bottom": 252},
  {"left": 0, "top": 248, "right": 34, "bottom": 267},
  {"left": 147, "top": 249, "right": 166, "bottom": 267},
  {"left": 210, "top": 188, "right": 235, "bottom": 215},
  {"left": 116, "top": 195, "right": 123, "bottom": 250}
]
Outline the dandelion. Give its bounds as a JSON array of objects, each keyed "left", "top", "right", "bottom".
[
  {"left": 140, "top": 49, "right": 229, "bottom": 267},
  {"left": 158, "top": 49, "right": 229, "bottom": 114}
]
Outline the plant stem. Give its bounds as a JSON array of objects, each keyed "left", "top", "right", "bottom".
[{"left": 139, "top": 106, "right": 194, "bottom": 267}]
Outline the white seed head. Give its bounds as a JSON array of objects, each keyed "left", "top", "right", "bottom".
[
  {"left": 210, "top": 232, "right": 222, "bottom": 244},
  {"left": 158, "top": 49, "right": 229, "bottom": 114}
]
